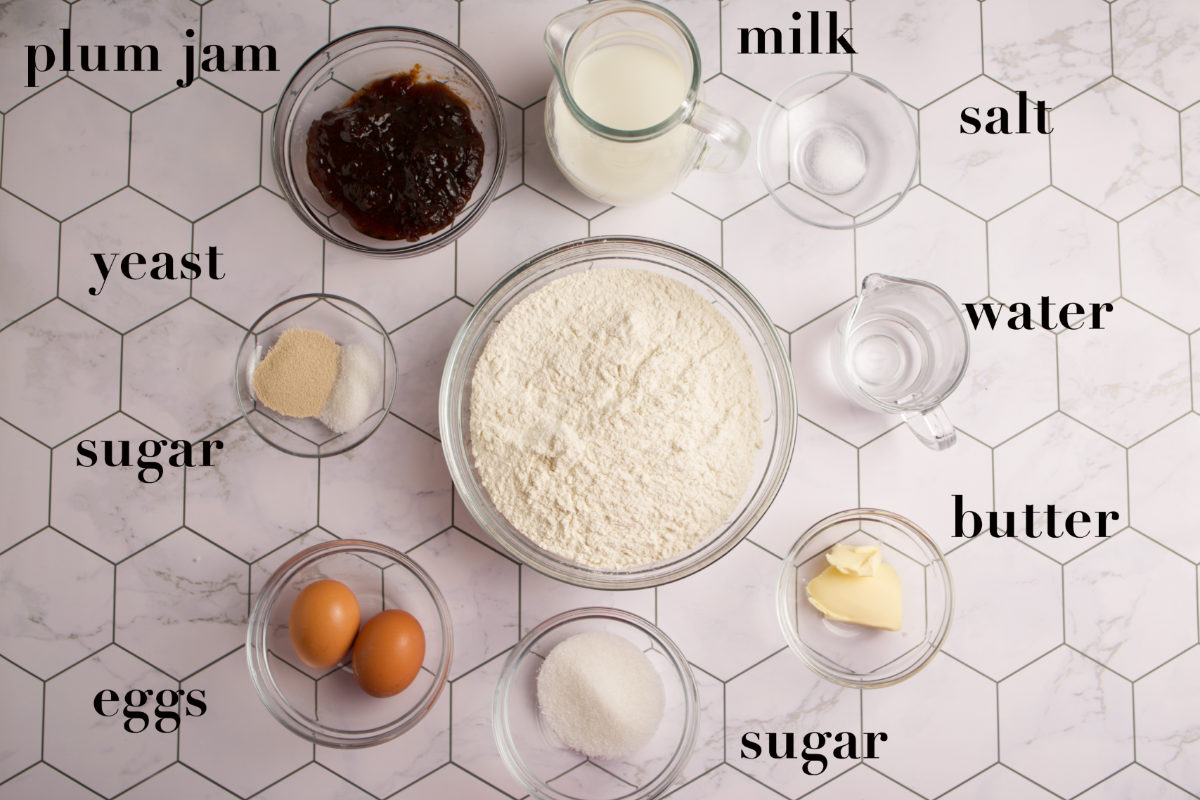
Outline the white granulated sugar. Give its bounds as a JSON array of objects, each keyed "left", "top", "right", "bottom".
[
  {"left": 319, "top": 343, "right": 383, "bottom": 434},
  {"left": 536, "top": 631, "right": 665, "bottom": 760},
  {"left": 469, "top": 268, "right": 762, "bottom": 569}
]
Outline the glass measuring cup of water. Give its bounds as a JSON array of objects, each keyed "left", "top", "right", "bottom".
[
  {"left": 543, "top": 0, "right": 750, "bottom": 206},
  {"left": 831, "top": 274, "right": 970, "bottom": 450}
]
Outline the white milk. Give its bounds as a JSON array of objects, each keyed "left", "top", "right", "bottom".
[{"left": 548, "top": 41, "right": 700, "bottom": 205}]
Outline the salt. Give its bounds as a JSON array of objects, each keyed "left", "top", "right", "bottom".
[
  {"left": 536, "top": 631, "right": 665, "bottom": 760},
  {"left": 319, "top": 343, "right": 384, "bottom": 434},
  {"left": 798, "top": 124, "right": 867, "bottom": 196}
]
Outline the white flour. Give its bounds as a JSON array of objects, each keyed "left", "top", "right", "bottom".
[{"left": 469, "top": 268, "right": 762, "bottom": 569}]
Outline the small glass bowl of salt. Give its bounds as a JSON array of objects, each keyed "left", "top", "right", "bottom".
[
  {"left": 235, "top": 293, "right": 398, "bottom": 458},
  {"left": 494, "top": 607, "right": 698, "bottom": 800}
]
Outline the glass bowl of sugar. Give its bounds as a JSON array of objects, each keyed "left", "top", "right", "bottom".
[
  {"left": 494, "top": 607, "right": 698, "bottom": 800},
  {"left": 757, "top": 71, "right": 918, "bottom": 229},
  {"left": 235, "top": 293, "right": 398, "bottom": 458}
]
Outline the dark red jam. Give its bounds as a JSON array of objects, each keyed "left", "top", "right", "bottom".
[{"left": 306, "top": 70, "right": 486, "bottom": 242}]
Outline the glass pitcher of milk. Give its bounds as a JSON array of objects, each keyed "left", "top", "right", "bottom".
[{"left": 544, "top": 0, "right": 750, "bottom": 206}]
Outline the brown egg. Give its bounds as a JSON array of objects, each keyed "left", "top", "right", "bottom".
[
  {"left": 352, "top": 609, "right": 426, "bottom": 698},
  {"left": 288, "top": 579, "right": 361, "bottom": 670}
]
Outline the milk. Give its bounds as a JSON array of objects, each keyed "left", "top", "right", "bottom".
[{"left": 548, "top": 40, "right": 700, "bottom": 205}]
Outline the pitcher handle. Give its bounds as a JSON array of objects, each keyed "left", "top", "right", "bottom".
[
  {"left": 901, "top": 405, "right": 957, "bottom": 451},
  {"left": 690, "top": 100, "right": 750, "bottom": 173}
]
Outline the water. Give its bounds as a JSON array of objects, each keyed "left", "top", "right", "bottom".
[{"left": 841, "top": 312, "right": 932, "bottom": 406}]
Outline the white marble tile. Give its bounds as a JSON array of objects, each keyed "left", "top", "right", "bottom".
[
  {"left": 940, "top": 763, "right": 1057, "bottom": 800},
  {"left": 920, "top": 77, "right": 1050, "bottom": 220},
  {"left": 1051, "top": 78, "right": 1181, "bottom": 220},
  {"left": 389, "top": 299, "right": 469, "bottom": 439},
  {"left": 254, "top": 763, "right": 373, "bottom": 800},
  {"left": 1, "top": 79, "right": 129, "bottom": 219},
  {"left": 0, "top": 763, "right": 103, "bottom": 800},
  {"left": 0, "top": 192, "right": 58, "bottom": 329},
  {"left": 518, "top": 566, "right": 655, "bottom": 636},
  {"left": 43, "top": 646, "right": 177, "bottom": 796},
  {"left": 591, "top": 194, "right": 721, "bottom": 266},
  {"left": 998, "top": 646, "right": 1133, "bottom": 797},
  {"left": 115, "top": 528, "right": 249, "bottom": 680},
  {"left": 0, "top": 420, "right": 49, "bottom": 551},
  {"left": 325, "top": 239, "right": 456, "bottom": 335},
  {"left": 0, "top": 300, "right": 120, "bottom": 446},
  {"left": 990, "top": 187, "right": 1120, "bottom": 303},
  {"left": 185, "top": 419, "right": 318, "bottom": 562},
  {"left": 50, "top": 414, "right": 183, "bottom": 560},
  {"left": 0, "top": 0, "right": 69, "bottom": 112},
  {"left": 0, "top": 529, "right": 113, "bottom": 679},
  {"left": 657, "top": 541, "right": 782, "bottom": 681},
  {"left": 1121, "top": 189, "right": 1200, "bottom": 332},
  {"left": 1059, "top": 301, "right": 1190, "bottom": 447},
  {"left": 318, "top": 415, "right": 451, "bottom": 546},
  {"left": 994, "top": 413, "right": 1127, "bottom": 562},
  {"left": 1076, "top": 764, "right": 1198, "bottom": 800},
  {"left": 131, "top": 81, "right": 261, "bottom": 220},
  {"left": 0, "top": 658, "right": 41, "bottom": 783},
  {"left": 1113, "top": 0, "right": 1200, "bottom": 110},
  {"left": 659, "top": 0, "right": 720, "bottom": 82},
  {"left": 1184, "top": 105, "right": 1200, "bottom": 193},
  {"left": 331, "top": 0, "right": 456, "bottom": 42},
  {"left": 118, "top": 763, "right": 238, "bottom": 800},
  {"left": 391, "top": 764, "right": 511, "bottom": 800},
  {"left": 944, "top": 537, "right": 1062, "bottom": 680},
  {"left": 678, "top": 665, "right": 725, "bottom": 785},
  {"left": 853, "top": 0, "right": 983, "bottom": 108},
  {"left": 725, "top": 649, "right": 860, "bottom": 797},
  {"left": 449, "top": 652, "right": 526, "bottom": 797},
  {"left": 1129, "top": 414, "right": 1200, "bottom": 562},
  {"left": 667, "top": 764, "right": 793, "bottom": 800},
  {"left": 802, "top": 764, "right": 924, "bottom": 800},
  {"left": 983, "top": 0, "right": 1112, "bottom": 107},
  {"left": 459, "top": 0, "right": 575, "bottom": 107},
  {"left": 122, "top": 299, "right": 245, "bottom": 442},
  {"left": 1134, "top": 647, "right": 1200, "bottom": 796}
]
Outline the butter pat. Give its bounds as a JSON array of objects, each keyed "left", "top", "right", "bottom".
[{"left": 806, "top": 545, "right": 902, "bottom": 631}]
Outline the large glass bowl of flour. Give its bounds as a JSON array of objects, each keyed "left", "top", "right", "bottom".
[{"left": 440, "top": 236, "right": 796, "bottom": 589}]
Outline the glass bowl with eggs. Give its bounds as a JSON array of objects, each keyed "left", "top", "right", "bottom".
[
  {"left": 493, "top": 607, "right": 698, "bottom": 800},
  {"left": 246, "top": 539, "right": 452, "bottom": 747},
  {"left": 439, "top": 236, "right": 797, "bottom": 589}
]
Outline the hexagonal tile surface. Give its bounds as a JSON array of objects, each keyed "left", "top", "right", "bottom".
[
  {"left": 1135, "top": 648, "right": 1200, "bottom": 795},
  {"left": 945, "top": 537, "right": 1062, "bottom": 680},
  {"left": 0, "top": 529, "right": 112, "bottom": 679},
  {"left": 1121, "top": 189, "right": 1200, "bottom": 332},
  {"left": 0, "top": 763, "right": 102, "bottom": 800},
  {"left": 116, "top": 529, "right": 249, "bottom": 680},
  {"left": 324, "top": 246, "right": 455, "bottom": 333},
  {"left": 1065, "top": 531, "right": 1197, "bottom": 680},
  {"left": 117, "top": 763, "right": 237, "bottom": 800},
  {"left": 50, "top": 414, "right": 183, "bottom": 560},
  {"left": 180, "top": 648, "right": 313, "bottom": 797},
  {"left": 1130, "top": 414, "right": 1200, "bottom": 561},
  {"left": 989, "top": 187, "right": 1119, "bottom": 304},
  {"left": 131, "top": 81, "right": 260, "bottom": 220},
  {"left": 799, "top": 765, "right": 923, "bottom": 800},
  {"left": 391, "top": 765, "right": 511, "bottom": 800},
  {"left": 390, "top": 299, "right": 471, "bottom": 438},
  {"left": 941, "top": 764, "right": 1057, "bottom": 800},
  {"left": 59, "top": 188, "right": 191, "bottom": 333},
  {"left": 1078, "top": 764, "right": 1198, "bottom": 800},
  {"left": 122, "top": 299, "right": 245, "bottom": 442},
  {"left": 331, "top": 0, "right": 457, "bottom": 42},
  {"left": 657, "top": 541, "right": 782, "bottom": 681},
  {"left": 726, "top": 649, "right": 860, "bottom": 797},
  {"left": 460, "top": 0, "right": 571, "bottom": 107},
  {"left": 0, "top": 419, "right": 48, "bottom": 551},
  {"left": 994, "top": 413, "right": 1127, "bottom": 562},
  {"left": 0, "top": 657, "right": 41, "bottom": 783},
  {"left": 669, "top": 765, "right": 797, "bottom": 800},
  {"left": 185, "top": 420, "right": 318, "bottom": 562},
  {"left": 0, "top": 192, "right": 58, "bottom": 328},
  {"left": 1184, "top": 106, "right": 1200, "bottom": 192},
  {"left": 0, "top": 301, "right": 120, "bottom": 446},
  {"left": 1051, "top": 78, "right": 1181, "bottom": 220},
  {"left": 1059, "top": 301, "right": 1190, "bottom": 446},
  {"left": 853, "top": 0, "right": 982, "bottom": 108},
  {"left": 1, "top": 80, "right": 128, "bottom": 219},
  {"left": 999, "top": 646, "right": 1132, "bottom": 797},
  {"left": 449, "top": 653, "right": 527, "bottom": 798},
  {"left": 44, "top": 646, "right": 176, "bottom": 796},
  {"left": 590, "top": 194, "right": 721, "bottom": 266},
  {"left": 0, "top": 0, "right": 68, "bottom": 112},
  {"left": 920, "top": 77, "right": 1050, "bottom": 219},
  {"left": 1113, "top": 0, "right": 1200, "bottom": 109},
  {"left": 253, "top": 763, "right": 372, "bottom": 800},
  {"left": 983, "top": 0, "right": 1112, "bottom": 107}
]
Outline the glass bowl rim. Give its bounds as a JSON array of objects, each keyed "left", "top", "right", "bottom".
[
  {"left": 756, "top": 70, "right": 918, "bottom": 230},
  {"left": 776, "top": 507, "right": 954, "bottom": 689},
  {"left": 234, "top": 292, "right": 399, "bottom": 459},
  {"left": 493, "top": 606, "right": 699, "bottom": 800},
  {"left": 438, "top": 235, "right": 798, "bottom": 590},
  {"left": 245, "top": 538, "right": 453, "bottom": 748},
  {"left": 271, "top": 25, "right": 507, "bottom": 257}
]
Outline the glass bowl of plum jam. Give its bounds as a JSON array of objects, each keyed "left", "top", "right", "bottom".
[{"left": 272, "top": 27, "right": 506, "bottom": 256}]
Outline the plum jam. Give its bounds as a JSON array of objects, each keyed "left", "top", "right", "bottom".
[{"left": 306, "top": 70, "right": 485, "bottom": 242}]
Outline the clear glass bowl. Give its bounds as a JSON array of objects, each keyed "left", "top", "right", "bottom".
[
  {"left": 757, "top": 72, "right": 917, "bottom": 229},
  {"left": 234, "top": 293, "right": 398, "bottom": 458},
  {"left": 494, "top": 608, "right": 698, "bottom": 800},
  {"left": 439, "top": 236, "right": 797, "bottom": 589},
  {"left": 777, "top": 508, "right": 953, "bottom": 688},
  {"left": 272, "top": 26, "right": 506, "bottom": 256},
  {"left": 246, "top": 539, "right": 452, "bottom": 748}
]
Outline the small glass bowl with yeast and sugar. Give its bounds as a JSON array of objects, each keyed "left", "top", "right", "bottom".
[
  {"left": 234, "top": 293, "right": 398, "bottom": 458},
  {"left": 777, "top": 508, "right": 954, "bottom": 688},
  {"left": 440, "top": 236, "right": 797, "bottom": 589},
  {"left": 272, "top": 27, "right": 506, "bottom": 256}
]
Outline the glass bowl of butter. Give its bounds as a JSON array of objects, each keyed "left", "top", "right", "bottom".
[{"left": 777, "top": 508, "right": 953, "bottom": 688}]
